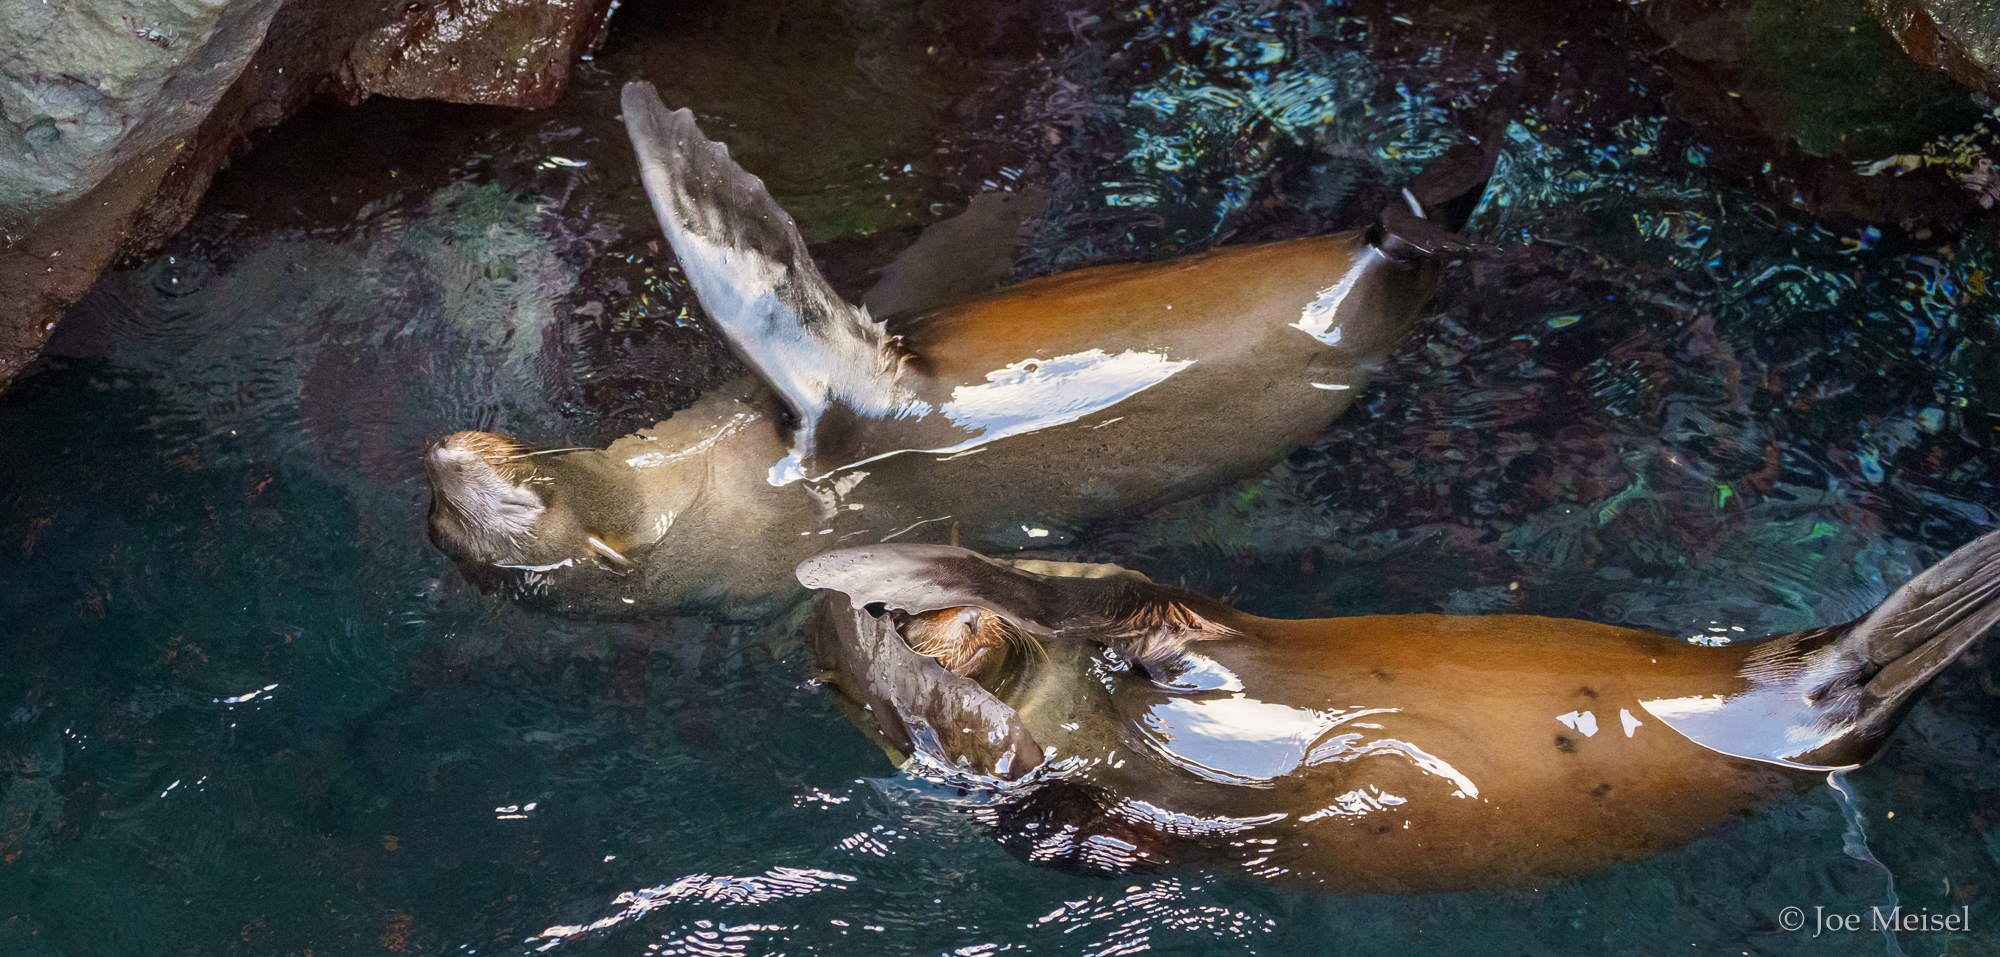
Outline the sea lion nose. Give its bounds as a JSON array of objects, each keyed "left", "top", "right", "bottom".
[
  {"left": 426, "top": 431, "right": 514, "bottom": 480},
  {"left": 424, "top": 437, "right": 476, "bottom": 483}
]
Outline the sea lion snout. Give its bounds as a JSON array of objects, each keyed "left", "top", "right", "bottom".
[
  {"left": 424, "top": 430, "right": 534, "bottom": 482},
  {"left": 902, "top": 605, "right": 1033, "bottom": 682}
]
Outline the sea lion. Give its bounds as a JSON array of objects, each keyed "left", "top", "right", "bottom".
[
  {"left": 795, "top": 532, "right": 2000, "bottom": 892},
  {"left": 423, "top": 81, "right": 1496, "bottom": 618}
]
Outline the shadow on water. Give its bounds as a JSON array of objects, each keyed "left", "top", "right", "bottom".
[{"left": 5, "top": 0, "right": 2000, "bottom": 954}]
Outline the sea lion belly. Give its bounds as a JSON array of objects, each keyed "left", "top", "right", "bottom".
[{"left": 1006, "top": 616, "right": 1796, "bottom": 892}]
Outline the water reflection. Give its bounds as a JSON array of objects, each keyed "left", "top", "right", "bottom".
[
  {"left": 533, "top": 867, "right": 856, "bottom": 947},
  {"left": 1138, "top": 696, "right": 1391, "bottom": 784},
  {"left": 1031, "top": 879, "right": 1274, "bottom": 955}
]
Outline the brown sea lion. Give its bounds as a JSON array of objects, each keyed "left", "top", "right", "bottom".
[
  {"left": 423, "top": 81, "right": 1495, "bottom": 618},
  {"left": 795, "top": 532, "right": 2000, "bottom": 892}
]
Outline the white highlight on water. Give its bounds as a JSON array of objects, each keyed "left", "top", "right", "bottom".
[{"left": 1827, "top": 770, "right": 1908, "bottom": 957}]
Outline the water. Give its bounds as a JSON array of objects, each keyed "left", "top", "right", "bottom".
[
  {"left": 1829, "top": 771, "right": 1909, "bottom": 957},
  {"left": 5, "top": 0, "right": 2000, "bottom": 953}
]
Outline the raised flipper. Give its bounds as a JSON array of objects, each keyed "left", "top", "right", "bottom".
[
  {"left": 811, "top": 589, "right": 1046, "bottom": 779},
  {"left": 1375, "top": 119, "right": 1506, "bottom": 262},
  {"left": 799, "top": 545, "right": 1239, "bottom": 671},
  {"left": 1645, "top": 529, "right": 2000, "bottom": 769},
  {"left": 621, "top": 82, "right": 921, "bottom": 469}
]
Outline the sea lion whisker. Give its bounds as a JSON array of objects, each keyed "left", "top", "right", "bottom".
[
  {"left": 1060, "top": 600, "right": 1242, "bottom": 669},
  {"left": 501, "top": 447, "right": 594, "bottom": 460},
  {"left": 899, "top": 607, "right": 1034, "bottom": 677},
  {"left": 1000, "top": 618, "right": 1047, "bottom": 662}
]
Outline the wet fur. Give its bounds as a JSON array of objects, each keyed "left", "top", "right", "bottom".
[
  {"left": 896, "top": 575, "right": 1238, "bottom": 688},
  {"left": 424, "top": 431, "right": 546, "bottom": 559},
  {"left": 902, "top": 606, "right": 1039, "bottom": 679}
]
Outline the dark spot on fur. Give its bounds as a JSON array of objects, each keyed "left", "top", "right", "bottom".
[
  {"left": 1555, "top": 736, "right": 1575, "bottom": 753},
  {"left": 1578, "top": 686, "right": 1597, "bottom": 698},
  {"left": 1372, "top": 669, "right": 1391, "bottom": 680},
  {"left": 1592, "top": 783, "right": 1613, "bottom": 797}
]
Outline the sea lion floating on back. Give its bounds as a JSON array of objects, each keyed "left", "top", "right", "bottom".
[
  {"left": 423, "top": 81, "right": 1496, "bottom": 618},
  {"left": 796, "top": 532, "right": 2000, "bottom": 892}
]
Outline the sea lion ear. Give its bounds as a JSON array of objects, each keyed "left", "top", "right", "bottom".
[{"left": 621, "top": 82, "right": 918, "bottom": 471}]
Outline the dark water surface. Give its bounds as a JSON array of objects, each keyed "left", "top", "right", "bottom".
[{"left": 6, "top": 1, "right": 2000, "bottom": 954}]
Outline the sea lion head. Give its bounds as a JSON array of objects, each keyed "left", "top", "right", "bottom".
[
  {"left": 422, "top": 391, "right": 802, "bottom": 616},
  {"left": 800, "top": 545, "right": 1242, "bottom": 779},
  {"left": 424, "top": 431, "right": 547, "bottom": 564},
  {"left": 423, "top": 430, "right": 649, "bottom": 585}
]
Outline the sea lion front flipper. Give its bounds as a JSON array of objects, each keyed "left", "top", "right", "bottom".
[
  {"left": 621, "top": 82, "right": 916, "bottom": 469},
  {"left": 811, "top": 590, "right": 1046, "bottom": 780},
  {"left": 1645, "top": 528, "right": 2000, "bottom": 769},
  {"left": 797, "top": 545, "right": 1242, "bottom": 668},
  {"left": 797, "top": 544, "right": 1072, "bottom": 637}
]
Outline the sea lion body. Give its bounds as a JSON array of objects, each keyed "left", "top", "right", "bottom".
[
  {"left": 816, "top": 229, "right": 1431, "bottom": 540},
  {"left": 995, "top": 613, "right": 1791, "bottom": 891},
  {"left": 424, "top": 82, "right": 1474, "bottom": 618},
  {"left": 798, "top": 535, "right": 2000, "bottom": 891}
]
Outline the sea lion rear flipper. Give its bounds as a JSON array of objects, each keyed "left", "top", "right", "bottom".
[
  {"left": 1376, "top": 120, "right": 1505, "bottom": 260},
  {"left": 621, "top": 82, "right": 916, "bottom": 468},
  {"left": 1646, "top": 529, "right": 2000, "bottom": 769},
  {"left": 1840, "top": 528, "right": 2000, "bottom": 735}
]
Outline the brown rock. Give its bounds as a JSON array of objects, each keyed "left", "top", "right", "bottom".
[
  {"left": 1872, "top": 0, "right": 2000, "bottom": 98},
  {"left": 344, "top": 0, "right": 617, "bottom": 109}
]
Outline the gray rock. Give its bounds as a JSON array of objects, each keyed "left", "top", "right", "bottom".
[
  {"left": 0, "top": 0, "right": 615, "bottom": 393},
  {"left": 0, "top": 0, "right": 285, "bottom": 234}
]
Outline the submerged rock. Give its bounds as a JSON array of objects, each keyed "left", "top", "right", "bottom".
[
  {"left": 0, "top": 0, "right": 616, "bottom": 394},
  {"left": 1632, "top": 0, "right": 1987, "bottom": 235},
  {"left": 1873, "top": 0, "right": 2000, "bottom": 98}
]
